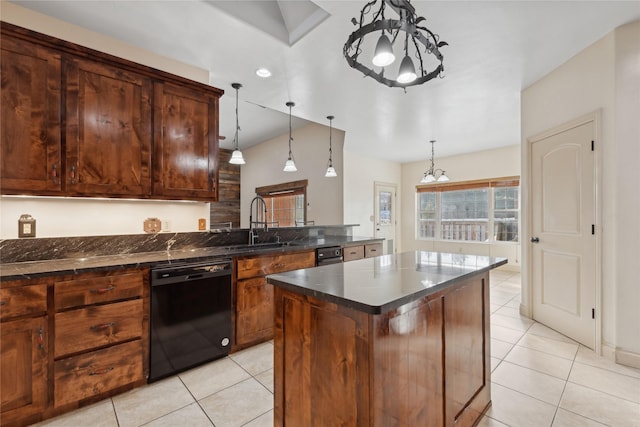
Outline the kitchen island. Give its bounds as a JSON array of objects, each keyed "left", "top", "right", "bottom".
[{"left": 267, "top": 251, "right": 507, "bottom": 427}]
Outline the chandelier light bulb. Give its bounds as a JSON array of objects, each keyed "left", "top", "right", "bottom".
[
  {"left": 397, "top": 55, "right": 417, "bottom": 84},
  {"left": 372, "top": 33, "right": 395, "bottom": 67}
]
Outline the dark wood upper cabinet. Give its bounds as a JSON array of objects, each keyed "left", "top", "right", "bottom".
[
  {"left": 65, "top": 57, "right": 152, "bottom": 197},
  {"left": 0, "top": 22, "right": 223, "bottom": 201},
  {"left": 0, "top": 34, "right": 63, "bottom": 195},
  {"left": 153, "top": 83, "right": 219, "bottom": 201}
]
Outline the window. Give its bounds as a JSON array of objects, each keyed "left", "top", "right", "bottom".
[
  {"left": 417, "top": 177, "right": 519, "bottom": 242},
  {"left": 256, "top": 180, "right": 307, "bottom": 227}
]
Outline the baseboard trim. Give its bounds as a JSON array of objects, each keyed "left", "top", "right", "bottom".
[
  {"left": 615, "top": 349, "right": 640, "bottom": 369},
  {"left": 519, "top": 303, "right": 531, "bottom": 318}
]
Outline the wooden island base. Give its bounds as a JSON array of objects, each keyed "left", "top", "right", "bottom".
[{"left": 273, "top": 271, "right": 491, "bottom": 427}]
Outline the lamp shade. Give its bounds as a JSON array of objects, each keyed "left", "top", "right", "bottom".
[
  {"left": 397, "top": 55, "right": 417, "bottom": 84},
  {"left": 437, "top": 172, "right": 449, "bottom": 182},
  {"left": 372, "top": 33, "right": 395, "bottom": 67},
  {"left": 229, "top": 149, "right": 245, "bottom": 165},
  {"left": 325, "top": 166, "right": 337, "bottom": 177},
  {"left": 283, "top": 158, "right": 297, "bottom": 172},
  {"left": 421, "top": 173, "right": 436, "bottom": 183}
]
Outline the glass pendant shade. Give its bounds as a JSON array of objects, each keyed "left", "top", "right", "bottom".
[
  {"left": 325, "top": 165, "right": 337, "bottom": 177},
  {"left": 229, "top": 149, "right": 245, "bottom": 165},
  {"left": 284, "top": 101, "right": 297, "bottom": 172},
  {"left": 397, "top": 55, "right": 417, "bottom": 84},
  {"left": 283, "top": 158, "right": 297, "bottom": 172},
  {"left": 421, "top": 173, "right": 436, "bottom": 183},
  {"left": 437, "top": 172, "right": 449, "bottom": 182},
  {"left": 229, "top": 83, "right": 245, "bottom": 165},
  {"left": 372, "top": 33, "right": 395, "bottom": 67}
]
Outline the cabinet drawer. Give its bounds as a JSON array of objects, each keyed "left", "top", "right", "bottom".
[
  {"left": 55, "top": 299, "right": 143, "bottom": 358},
  {"left": 236, "top": 251, "right": 315, "bottom": 279},
  {"left": 343, "top": 245, "right": 365, "bottom": 262},
  {"left": 54, "top": 340, "right": 143, "bottom": 407},
  {"left": 365, "top": 243, "right": 383, "bottom": 258},
  {"left": 55, "top": 271, "right": 143, "bottom": 310},
  {"left": 0, "top": 284, "right": 47, "bottom": 321}
]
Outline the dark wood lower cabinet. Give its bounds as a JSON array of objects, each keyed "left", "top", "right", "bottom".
[
  {"left": 274, "top": 272, "right": 491, "bottom": 426},
  {"left": 0, "top": 317, "right": 48, "bottom": 427}
]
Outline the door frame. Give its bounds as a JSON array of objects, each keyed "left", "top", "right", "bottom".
[
  {"left": 525, "top": 110, "right": 602, "bottom": 354},
  {"left": 374, "top": 181, "right": 398, "bottom": 254}
]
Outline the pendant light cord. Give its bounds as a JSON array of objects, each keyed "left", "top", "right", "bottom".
[{"left": 288, "top": 102, "right": 294, "bottom": 159}]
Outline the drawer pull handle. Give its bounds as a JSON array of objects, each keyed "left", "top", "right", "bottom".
[
  {"left": 370, "top": 249, "right": 377, "bottom": 252},
  {"left": 90, "top": 285, "right": 116, "bottom": 294},
  {"left": 89, "top": 367, "right": 114, "bottom": 376},
  {"left": 350, "top": 251, "right": 357, "bottom": 255},
  {"left": 90, "top": 322, "right": 115, "bottom": 331},
  {"left": 37, "top": 327, "right": 44, "bottom": 350},
  {"left": 274, "top": 263, "right": 285, "bottom": 269}
]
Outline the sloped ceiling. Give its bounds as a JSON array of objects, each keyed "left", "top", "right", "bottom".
[{"left": 10, "top": 1, "right": 640, "bottom": 162}]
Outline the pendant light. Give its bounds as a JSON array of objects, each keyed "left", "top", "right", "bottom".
[
  {"left": 420, "top": 140, "right": 449, "bottom": 183},
  {"left": 325, "top": 115, "right": 337, "bottom": 177},
  {"left": 283, "top": 101, "right": 297, "bottom": 172},
  {"left": 229, "top": 83, "right": 245, "bottom": 165}
]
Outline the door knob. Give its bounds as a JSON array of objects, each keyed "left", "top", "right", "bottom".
[{"left": 530, "top": 237, "right": 540, "bottom": 243}]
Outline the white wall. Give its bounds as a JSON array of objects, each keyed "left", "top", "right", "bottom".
[
  {"left": 521, "top": 21, "right": 640, "bottom": 361},
  {"left": 0, "top": 3, "right": 214, "bottom": 239},
  {"left": 240, "top": 122, "right": 344, "bottom": 228},
  {"left": 401, "top": 145, "right": 521, "bottom": 269},
  {"left": 613, "top": 21, "right": 640, "bottom": 364},
  {"left": 343, "top": 149, "right": 401, "bottom": 240}
]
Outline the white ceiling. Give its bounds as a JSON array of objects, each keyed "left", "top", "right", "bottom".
[{"left": 12, "top": 1, "right": 640, "bottom": 163}]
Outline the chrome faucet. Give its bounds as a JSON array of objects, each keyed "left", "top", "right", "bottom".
[{"left": 249, "top": 195, "right": 267, "bottom": 245}]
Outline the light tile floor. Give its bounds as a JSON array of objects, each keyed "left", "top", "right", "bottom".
[{"left": 34, "top": 269, "right": 640, "bottom": 427}]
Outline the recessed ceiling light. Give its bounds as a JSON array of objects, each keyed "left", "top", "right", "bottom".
[{"left": 256, "top": 68, "right": 272, "bottom": 78}]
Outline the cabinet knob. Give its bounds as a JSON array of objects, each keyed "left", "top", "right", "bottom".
[
  {"left": 89, "top": 367, "right": 114, "bottom": 376},
  {"left": 37, "top": 326, "right": 44, "bottom": 350},
  {"left": 70, "top": 164, "right": 77, "bottom": 185},
  {"left": 89, "top": 321, "right": 115, "bottom": 331},
  {"left": 89, "top": 285, "right": 116, "bottom": 294},
  {"left": 52, "top": 163, "right": 58, "bottom": 184}
]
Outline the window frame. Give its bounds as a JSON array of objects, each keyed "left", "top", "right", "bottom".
[
  {"left": 256, "top": 179, "right": 308, "bottom": 228},
  {"left": 416, "top": 176, "right": 520, "bottom": 244}
]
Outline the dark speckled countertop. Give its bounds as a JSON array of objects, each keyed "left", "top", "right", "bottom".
[
  {"left": 0, "top": 236, "right": 382, "bottom": 281},
  {"left": 267, "top": 251, "right": 507, "bottom": 314}
]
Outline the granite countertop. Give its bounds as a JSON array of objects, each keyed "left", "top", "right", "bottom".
[
  {"left": 0, "top": 236, "right": 382, "bottom": 281},
  {"left": 267, "top": 251, "right": 507, "bottom": 314}
]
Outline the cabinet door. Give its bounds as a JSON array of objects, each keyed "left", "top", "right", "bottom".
[
  {"left": 65, "top": 57, "right": 152, "bottom": 197},
  {"left": 0, "top": 36, "right": 62, "bottom": 194},
  {"left": 0, "top": 316, "right": 48, "bottom": 423},
  {"left": 153, "top": 82, "right": 219, "bottom": 201},
  {"left": 236, "top": 277, "right": 274, "bottom": 346}
]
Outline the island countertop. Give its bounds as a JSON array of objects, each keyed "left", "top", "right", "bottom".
[{"left": 267, "top": 250, "right": 507, "bottom": 314}]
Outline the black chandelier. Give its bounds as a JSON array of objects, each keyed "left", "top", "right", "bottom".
[{"left": 343, "top": 0, "right": 448, "bottom": 89}]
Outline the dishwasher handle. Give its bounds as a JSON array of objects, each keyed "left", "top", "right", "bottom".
[{"left": 151, "top": 261, "right": 232, "bottom": 286}]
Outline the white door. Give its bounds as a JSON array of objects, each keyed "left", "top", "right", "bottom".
[
  {"left": 530, "top": 120, "right": 596, "bottom": 349},
  {"left": 374, "top": 182, "right": 397, "bottom": 254}
]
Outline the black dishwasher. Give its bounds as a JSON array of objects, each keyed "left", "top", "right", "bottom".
[{"left": 149, "top": 259, "right": 232, "bottom": 382}]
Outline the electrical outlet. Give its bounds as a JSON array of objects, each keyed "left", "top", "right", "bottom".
[
  {"left": 162, "top": 220, "right": 171, "bottom": 232},
  {"left": 18, "top": 214, "right": 36, "bottom": 238},
  {"left": 198, "top": 218, "right": 207, "bottom": 230}
]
